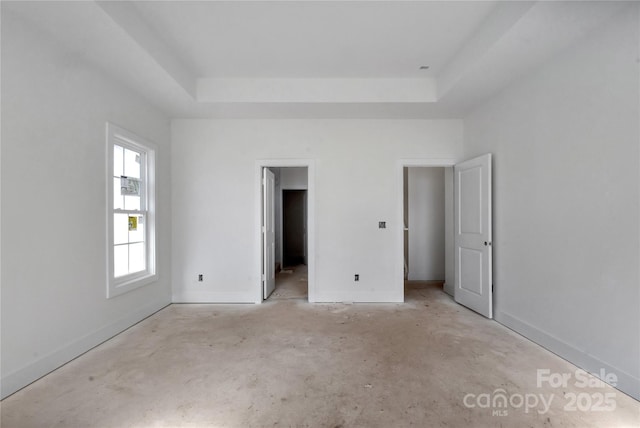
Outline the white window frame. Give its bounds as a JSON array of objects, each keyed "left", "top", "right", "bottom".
[{"left": 106, "top": 123, "right": 157, "bottom": 298}]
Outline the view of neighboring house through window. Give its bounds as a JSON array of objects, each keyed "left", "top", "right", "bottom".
[{"left": 107, "top": 123, "right": 156, "bottom": 298}]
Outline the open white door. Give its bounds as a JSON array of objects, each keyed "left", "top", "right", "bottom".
[
  {"left": 454, "top": 154, "right": 492, "bottom": 318},
  {"left": 263, "top": 168, "right": 276, "bottom": 299}
]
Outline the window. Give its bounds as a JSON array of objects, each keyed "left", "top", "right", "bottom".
[{"left": 107, "top": 123, "right": 156, "bottom": 298}]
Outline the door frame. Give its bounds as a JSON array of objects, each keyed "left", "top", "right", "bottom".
[
  {"left": 396, "top": 159, "right": 456, "bottom": 301},
  {"left": 256, "top": 159, "right": 315, "bottom": 303}
]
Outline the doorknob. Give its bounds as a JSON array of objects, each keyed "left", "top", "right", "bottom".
[{"left": 484, "top": 241, "right": 492, "bottom": 246}]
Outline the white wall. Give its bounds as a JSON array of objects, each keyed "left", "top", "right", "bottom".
[
  {"left": 464, "top": 6, "right": 640, "bottom": 400},
  {"left": 1, "top": 12, "right": 172, "bottom": 398},
  {"left": 172, "top": 120, "right": 462, "bottom": 303},
  {"left": 407, "top": 168, "right": 445, "bottom": 281},
  {"left": 280, "top": 167, "right": 308, "bottom": 189}
]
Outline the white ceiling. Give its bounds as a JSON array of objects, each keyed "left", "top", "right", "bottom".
[
  {"left": 131, "top": 1, "right": 497, "bottom": 78},
  {"left": 2, "top": 1, "right": 631, "bottom": 119}
]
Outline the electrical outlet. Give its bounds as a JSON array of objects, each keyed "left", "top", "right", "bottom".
[
  {"left": 354, "top": 274, "right": 359, "bottom": 282},
  {"left": 198, "top": 274, "right": 203, "bottom": 282}
]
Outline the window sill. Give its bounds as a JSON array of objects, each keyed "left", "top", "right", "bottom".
[{"left": 108, "top": 272, "right": 157, "bottom": 298}]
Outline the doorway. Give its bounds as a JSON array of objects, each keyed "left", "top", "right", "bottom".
[
  {"left": 259, "top": 163, "right": 314, "bottom": 302},
  {"left": 277, "top": 189, "right": 308, "bottom": 300},
  {"left": 396, "top": 159, "right": 456, "bottom": 301},
  {"left": 403, "top": 166, "right": 453, "bottom": 298},
  {"left": 398, "top": 155, "right": 493, "bottom": 318},
  {"left": 283, "top": 190, "right": 307, "bottom": 267}
]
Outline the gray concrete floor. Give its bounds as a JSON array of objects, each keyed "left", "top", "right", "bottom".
[
  {"left": 2, "top": 284, "right": 639, "bottom": 427},
  {"left": 270, "top": 264, "right": 308, "bottom": 301}
]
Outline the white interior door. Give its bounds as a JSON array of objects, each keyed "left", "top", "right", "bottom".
[
  {"left": 454, "top": 154, "right": 492, "bottom": 318},
  {"left": 263, "top": 168, "right": 276, "bottom": 299}
]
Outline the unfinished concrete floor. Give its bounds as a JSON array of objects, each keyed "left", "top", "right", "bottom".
[
  {"left": 2, "top": 284, "right": 639, "bottom": 428},
  {"left": 270, "top": 265, "right": 308, "bottom": 300}
]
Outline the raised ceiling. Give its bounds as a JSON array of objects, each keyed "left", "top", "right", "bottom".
[
  {"left": 2, "top": 1, "right": 630, "bottom": 118},
  {"left": 130, "top": 1, "right": 497, "bottom": 78}
]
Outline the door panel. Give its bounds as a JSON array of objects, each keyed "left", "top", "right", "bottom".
[
  {"left": 459, "top": 247, "right": 483, "bottom": 295},
  {"left": 459, "top": 167, "right": 483, "bottom": 234},
  {"left": 454, "top": 154, "right": 492, "bottom": 318},
  {"left": 263, "top": 168, "right": 276, "bottom": 299}
]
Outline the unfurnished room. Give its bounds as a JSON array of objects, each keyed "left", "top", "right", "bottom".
[{"left": 1, "top": 1, "right": 639, "bottom": 427}]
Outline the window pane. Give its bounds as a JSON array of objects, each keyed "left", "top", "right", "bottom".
[
  {"left": 114, "top": 245, "right": 128, "bottom": 278},
  {"left": 114, "top": 145, "right": 124, "bottom": 177},
  {"left": 124, "top": 195, "right": 141, "bottom": 211},
  {"left": 124, "top": 148, "right": 141, "bottom": 179},
  {"left": 114, "top": 214, "right": 129, "bottom": 245},
  {"left": 128, "top": 215, "right": 145, "bottom": 243},
  {"left": 113, "top": 178, "right": 124, "bottom": 209},
  {"left": 129, "top": 242, "right": 145, "bottom": 273}
]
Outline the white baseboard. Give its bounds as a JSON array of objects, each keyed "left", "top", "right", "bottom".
[
  {"left": 497, "top": 311, "right": 640, "bottom": 402},
  {"left": 173, "top": 290, "right": 404, "bottom": 304},
  {"left": 172, "top": 290, "right": 258, "bottom": 303},
  {"left": 1, "top": 299, "right": 170, "bottom": 400},
  {"left": 312, "top": 291, "right": 404, "bottom": 303}
]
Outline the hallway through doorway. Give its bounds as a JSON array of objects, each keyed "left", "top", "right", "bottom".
[{"left": 269, "top": 264, "right": 308, "bottom": 300}]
